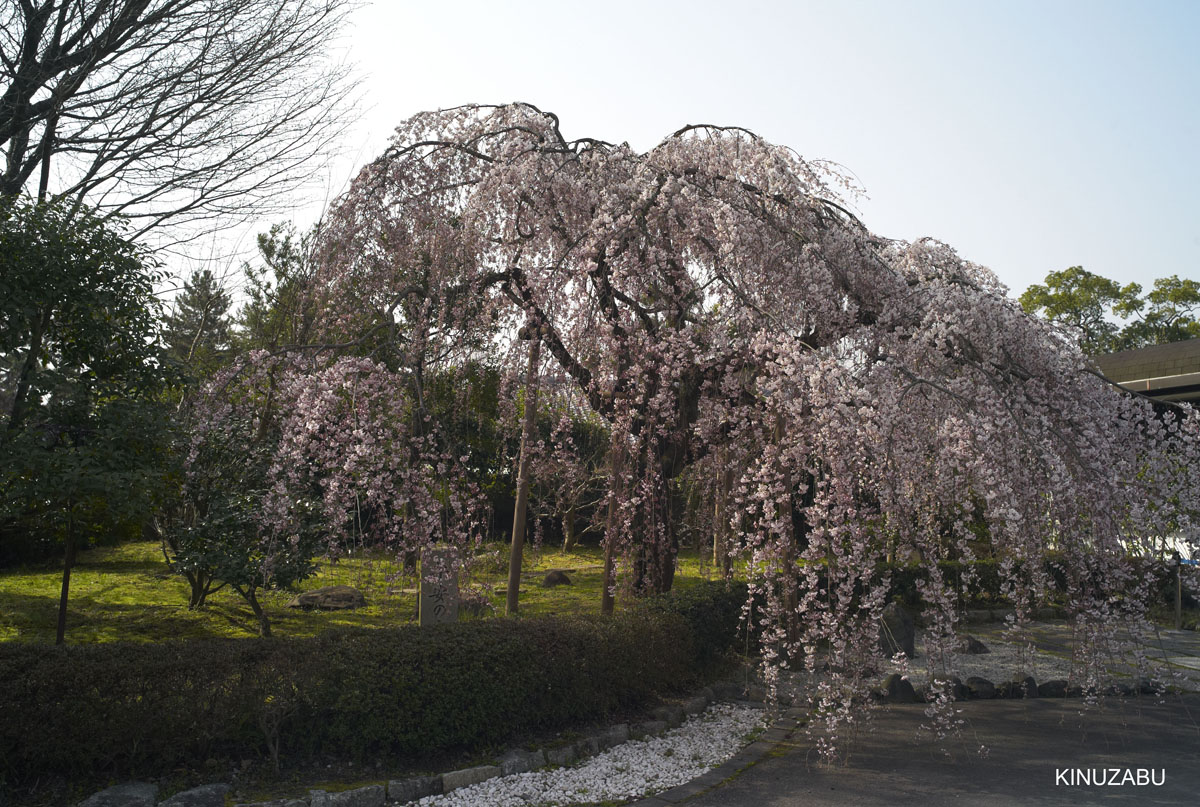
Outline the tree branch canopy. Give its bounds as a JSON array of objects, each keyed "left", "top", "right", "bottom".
[
  {"left": 310, "top": 105, "right": 1200, "bottom": 750},
  {"left": 0, "top": 0, "right": 357, "bottom": 246}
]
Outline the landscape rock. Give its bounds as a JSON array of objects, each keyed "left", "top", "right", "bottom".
[
  {"left": 287, "top": 585, "right": 366, "bottom": 610},
  {"left": 631, "top": 720, "right": 668, "bottom": 738},
  {"left": 683, "top": 695, "right": 710, "bottom": 715},
  {"left": 879, "top": 602, "right": 916, "bottom": 658},
  {"left": 945, "top": 675, "right": 970, "bottom": 700},
  {"left": 1038, "top": 679, "right": 1069, "bottom": 697},
  {"left": 442, "top": 765, "right": 501, "bottom": 792},
  {"left": 499, "top": 748, "right": 545, "bottom": 775},
  {"left": 545, "top": 744, "right": 577, "bottom": 766},
  {"left": 327, "top": 785, "right": 384, "bottom": 807},
  {"left": 960, "top": 635, "right": 990, "bottom": 654},
  {"left": 542, "top": 569, "right": 572, "bottom": 587},
  {"left": 574, "top": 735, "right": 601, "bottom": 758},
  {"left": 880, "top": 673, "right": 916, "bottom": 703},
  {"left": 387, "top": 776, "right": 441, "bottom": 802},
  {"left": 598, "top": 723, "right": 630, "bottom": 749},
  {"left": 966, "top": 676, "right": 996, "bottom": 699},
  {"left": 653, "top": 705, "right": 685, "bottom": 727},
  {"left": 79, "top": 782, "right": 158, "bottom": 807},
  {"left": 158, "top": 783, "right": 230, "bottom": 807}
]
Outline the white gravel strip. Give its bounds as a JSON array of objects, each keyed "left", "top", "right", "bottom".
[
  {"left": 891, "top": 640, "right": 1074, "bottom": 684},
  {"left": 404, "top": 704, "right": 766, "bottom": 807}
]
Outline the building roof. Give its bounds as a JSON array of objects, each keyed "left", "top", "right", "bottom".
[{"left": 1093, "top": 338, "right": 1200, "bottom": 403}]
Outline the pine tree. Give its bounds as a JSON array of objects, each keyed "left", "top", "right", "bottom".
[{"left": 163, "top": 269, "right": 233, "bottom": 377}]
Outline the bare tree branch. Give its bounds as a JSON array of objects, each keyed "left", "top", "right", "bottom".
[{"left": 1, "top": 0, "right": 359, "bottom": 249}]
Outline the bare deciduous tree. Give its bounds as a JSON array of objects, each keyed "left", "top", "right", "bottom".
[{"left": 0, "top": 0, "right": 357, "bottom": 245}]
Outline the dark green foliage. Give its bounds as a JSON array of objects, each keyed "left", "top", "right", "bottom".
[
  {"left": 0, "top": 584, "right": 742, "bottom": 790},
  {"left": 881, "top": 554, "right": 1183, "bottom": 611},
  {"left": 236, "top": 223, "right": 318, "bottom": 351},
  {"left": 0, "top": 200, "right": 175, "bottom": 576},
  {"left": 885, "top": 559, "right": 1006, "bottom": 609},
  {"left": 643, "top": 580, "right": 749, "bottom": 671},
  {"left": 162, "top": 268, "right": 234, "bottom": 379}
]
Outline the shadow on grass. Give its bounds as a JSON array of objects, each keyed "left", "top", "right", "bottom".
[{"left": 0, "top": 590, "right": 255, "bottom": 643}]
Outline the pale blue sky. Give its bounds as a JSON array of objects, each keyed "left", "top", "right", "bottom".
[{"left": 297, "top": 0, "right": 1200, "bottom": 298}]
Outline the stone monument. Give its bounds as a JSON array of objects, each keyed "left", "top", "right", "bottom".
[{"left": 419, "top": 545, "right": 459, "bottom": 626}]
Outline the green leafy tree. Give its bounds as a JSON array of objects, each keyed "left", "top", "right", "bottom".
[
  {"left": 1114, "top": 276, "right": 1200, "bottom": 349},
  {"left": 1018, "top": 266, "right": 1138, "bottom": 354},
  {"left": 236, "top": 222, "right": 319, "bottom": 351},
  {"left": 163, "top": 268, "right": 234, "bottom": 378},
  {"left": 0, "top": 199, "right": 175, "bottom": 642},
  {"left": 1021, "top": 267, "right": 1200, "bottom": 353}
]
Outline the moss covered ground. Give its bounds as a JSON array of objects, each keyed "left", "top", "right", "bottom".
[{"left": 0, "top": 539, "right": 733, "bottom": 643}]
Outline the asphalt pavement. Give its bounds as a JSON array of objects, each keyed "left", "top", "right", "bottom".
[{"left": 639, "top": 695, "right": 1200, "bottom": 806}]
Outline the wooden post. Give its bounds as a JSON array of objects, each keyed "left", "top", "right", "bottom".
[{"left": 506, "top": 325, "right": 540, "bottom": 617}]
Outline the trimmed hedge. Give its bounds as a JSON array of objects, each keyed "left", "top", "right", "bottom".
[
  {"left": 0, "top": 581, "right": 743, "bottom": 789},
  {"left": 882, "top": 554, "right": 1184, "bottom": 610}
]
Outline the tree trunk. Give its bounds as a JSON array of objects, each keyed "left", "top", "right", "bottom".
[
  {"left": 235, "top": 584, "right": 272, "bottom": 637},
  {"left": 55, "top": 526, "right": 76, "bottom": 645},
  {"left": 630, "top": 448, "right": 682, "bottom": 596},
  {"left": 601, "top": 443, "right": 625, "bottom": 615},
  {"left": 249, "top": 589, "right": 271, "bottom": 637},
  {"left": 187, "top": 574, "right": 224, "bottom": 609},
  {"left": 561, "top": 501, "right": 577, "bottom": 553},
  {"left": 713, "top": 450, "right": 733, "bottom": 577},
  {"left": 506, "top": 329, "right": 540, "bottom": 616}
]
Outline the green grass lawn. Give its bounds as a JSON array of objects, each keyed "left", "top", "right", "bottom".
[{"left": 0, "top": 539, "right": 732, "bottom": 644}]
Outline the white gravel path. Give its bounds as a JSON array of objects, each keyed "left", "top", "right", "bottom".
[
  {"left": 890, "top": 639, "right": 1074, "bottom": 684},
  {"left": 403, "top": 703, "right": 766, "bottom": 807}
]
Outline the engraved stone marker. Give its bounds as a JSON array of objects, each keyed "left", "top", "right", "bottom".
[{"left": 419, "top": 546, "right": 459, "bottom": 626}]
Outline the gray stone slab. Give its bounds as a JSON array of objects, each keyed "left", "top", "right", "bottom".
[
  {"left": 158, "top": 784, "right": 230, "bottom": 807},
  {"left": 574, "top": 735, "right": 601, "bottom": 758},
  {"left": 632, "top": 719, "right": 668, "bottom": 738},
  {"left": 498, "top": 748, "right": 545, "bottom": 775},
  {"left": 598, "top": 723, "right": 630, "bottom": 749},
  {"left": 654, "top": 704, "right": 685, "bottom": 726},
  {"left": 80, "top": 782, "right": 158, "bottom": 807},
  {"left": 328, "top": 785, "right": 384, "bottom": 807},
  {"left": 386, "top": 776, "right": 441, "bottom": 802},
  {"left": 441, "top": 764, "right": 500, "bottom": 792},
  {"left": 545, "top": 744, "right": 576, "bottom": 766}
]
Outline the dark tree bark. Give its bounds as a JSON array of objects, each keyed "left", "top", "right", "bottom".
[{"left": 506, "top": 328, "right": 540, "bottom": 616}]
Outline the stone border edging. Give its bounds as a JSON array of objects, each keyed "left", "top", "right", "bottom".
[
  {"left": 75, "top": 675, "right": 782, "bottom": 807},
  {"left": 226, "top": 683, "right": 761, "bottom": 807}
]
